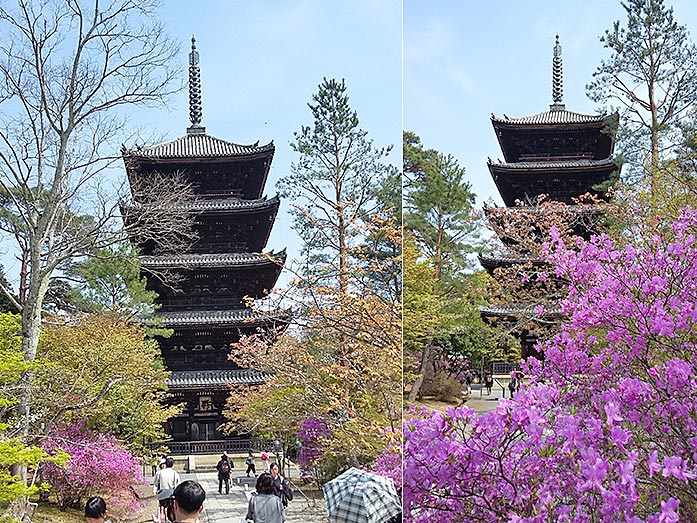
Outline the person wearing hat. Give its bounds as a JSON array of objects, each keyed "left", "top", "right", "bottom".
[{"left": 152, "top": 457, "right": 168, "bottom": 496}]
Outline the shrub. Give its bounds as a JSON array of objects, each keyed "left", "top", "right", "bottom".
[
  {"left": 40, "top": 421, "right": 143, "bottom": 518},
  {"left": 404, "top": 208, "right": 697, "bottom": 523}
]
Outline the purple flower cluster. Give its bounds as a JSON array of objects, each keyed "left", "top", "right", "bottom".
[
  {"left": 41, "top": 421, "right": 144, "bottom": 517},
  {"left": 404, "top": 208, "right": 697, "bottom": 523},
  {"left": 297, "top": 417, "right": 333, "bottom": 474}
]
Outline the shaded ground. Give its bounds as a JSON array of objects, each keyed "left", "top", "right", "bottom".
[{"left": 408, "top": 383, "right": 505, "bottom": 415}]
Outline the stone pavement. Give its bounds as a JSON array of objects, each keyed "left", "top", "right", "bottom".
[
  {"left": 462, "top": 383, "right": 510, "bottom": 414},
  {"left": 149, "top": 470, "right": 328, "bottom": 523}
]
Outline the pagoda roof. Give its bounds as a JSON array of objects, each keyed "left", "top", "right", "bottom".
[
  {"left": 488, "top": 157, "right": 617, "bottom": 170},
  {"left": 483, "top": 202, "right": 608, "bottom": 216},
  {"left": 155, "top": 308, "right": 288, "bottom": 327},
  {"left": 171, "top": 194, "right": 280, "bottom": 212},
  {"left": 478, "top": 253, "right": 546, "bottom": 269},
  {"left": 491, "top": 109, "right": 608, "bottom": 126},
  {"left": 122, "top": 133, "right": 274, "bottom": 160},
  {"left": 140, "top": 250, "right": 286, "bottom": 269},
  {"left": 479, "top": 304, "right": 562, "bottom": 318},
  {"left": 166, "top": 368, "right": 271, "bottom": 389},
  {"left": 488, "top": 158, "right": 618, "bottom": 207}
]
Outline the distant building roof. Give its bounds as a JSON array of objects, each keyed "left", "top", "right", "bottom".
[
  {"left": 140, "top": 250, "right": 286, "bottom": 269},
  {"left": 123, "top": 133, "right": 274, "bottom": 159},
  {"left": 167, "top": 368, "right": 271, "bottom": 389}
]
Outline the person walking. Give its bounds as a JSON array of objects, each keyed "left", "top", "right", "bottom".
[
  {"left": 152, "top": 457, "right": 167, "bottom": 495},
  {"left": 485, "top": 373, "right": 493, "bottom": 395},
  {"left": 154, "top": 457, "right": 180, "bottom": 517},
  {"left": 269, "top": 462, "right": 293, "bottom": 508},
  {"left": 85, "top": 496, "right": 112, "bottom": 523},
  {"left": 260, "top": 451, "right": 270, "bottom": 472},
  {"left": 216, "top": 452, "right": 232, "bottom": 494},
  {"left": 245, "top": 450, "right": 257, "bottom": 477},
  {"left": 508, "top": 373, "right": 517, "bottom": 398},
  {"left": 246, "top": 472, "right": 285, "bottom": 523}
]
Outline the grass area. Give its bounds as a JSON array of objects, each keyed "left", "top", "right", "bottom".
[
  {"left": 405, "top": 394, "right": 462, "bottom": 414},
  {"left": 32, "top": 501, "right": 82, "bottom": 523},
  {"left": 31, "top": 496, "right": 155, "bottom": 523}
]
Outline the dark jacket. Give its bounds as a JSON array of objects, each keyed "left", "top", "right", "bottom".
[{"left": 216, "top": 457, "right": 232, "bottom": 478}]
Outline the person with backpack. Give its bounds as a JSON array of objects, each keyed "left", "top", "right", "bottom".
[{"left": 216, "top": 452, "right": 233, "bottom": 494}]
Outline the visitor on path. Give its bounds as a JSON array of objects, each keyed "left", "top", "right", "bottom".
[
  {"left": 154, "top": 457, "right": 180, "bottom": 514},
  {"left": 173, "top": 480, "right": 206, "bottom": 523},
  {"left": 485, "top": 373, "right": 494, "bottom": 395},
  {"left": 246, "top": 450, "right": 257, "bottom": 477},
  {"left": 269, "top": 462, "right": 293, "bottom": 507},
  {"left": 464, "top": 371, "right": 473, "bottom": 395},
  {"left": 246, "top": 472, "right": 285, "bottom": 523},
  {"left": 216, "top": 453, "right": 233, "bottom": 494},
  {"left": 85, "top": 496, "right": 112, "bottom": 523},
  {"left": 508, "top": 374, "right": 517, "bottom": 398},
  {"left": 261, "top": 451, "right": 270, "bottom": 471},
  {"left": 152, "top": 457, "right": 167, "bottom": 495}
]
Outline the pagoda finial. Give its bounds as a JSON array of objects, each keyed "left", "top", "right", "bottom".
[
  {"left": 187, "top": 35, "right": 205, "bottom": 134},
  {"left": 551, "top": 35, "right": 565, "bottom": 111}
]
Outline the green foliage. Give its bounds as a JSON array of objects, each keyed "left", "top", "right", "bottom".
[
  {"left": 403, "top": 132, "right": 483, "bottom": 283},
  {"left": 279, "top": 78, "right": 396, "bottom": 290},
  {"left": 34, "top": 313, "right": 176, "bottom": 446},
  {"left": 62, "top": 243, "right": 158, "bottom": 317},
  {"left": 0, "top": 267, "right": 18, "bottom": 314},
  {"left": 0, "top": 314, "right": 37, "bottom": 430},
  {"left": 587, "top": 0, "right": 697, "bottom": 205}
]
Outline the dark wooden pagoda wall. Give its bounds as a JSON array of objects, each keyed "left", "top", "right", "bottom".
[
  {"left": 135, "top": 157, "right": 271, "bottom": 199},
  {"left": 160, "top": 325, "right": 258, "bottom": 371},
  {"left": 190, "top": 213, "right": 274, "bottom": 254},
  {"left": 167, "top": 389, "right": 231, "bottom": 441},
  {"left": 499, "top": 127, "right": 613, "bottom": 162},
  {"left": 148, "top": 265, "right": 281, "bottom": 310},
  {"left": 492, "top": 166, "right": 615, "bottom": 206}
]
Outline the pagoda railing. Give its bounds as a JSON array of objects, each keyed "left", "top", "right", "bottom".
[{"left": 145, "top": 438, "right": 274, "bottom": 455}]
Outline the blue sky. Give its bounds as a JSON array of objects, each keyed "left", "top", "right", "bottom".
[
  {"left": 151, "top": 0, "right": 402, "bottom": 287},
  {"left": 0, "top": 1, "right": 402, "bottom": 288},
  {"left": 404, "top": 0, "right": 697, "bottom": 207}
]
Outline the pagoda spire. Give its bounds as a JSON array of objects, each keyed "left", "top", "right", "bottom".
[
  {"left": 187, "top": 35, "right": 205, "bottom": 134},
  {"left": 550, "top": 35, "right": 565, "bottom": 111}
]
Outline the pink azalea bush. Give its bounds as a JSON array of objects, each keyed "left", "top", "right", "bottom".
[
  {"left": 370, "top": 429, "right": 403, "bottom": 490},
  {"left": 40, "top": 421, "right": 144, "bottom": 517},
  {"left": 404, "top": 208, "right": 697, "bottom": 523}
]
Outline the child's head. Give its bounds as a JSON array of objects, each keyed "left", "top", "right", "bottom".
[{"left": 84, "top": 496, "right": 107, "bottom": 522}]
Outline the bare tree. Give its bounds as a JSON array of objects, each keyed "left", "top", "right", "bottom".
[{"left": 0, "top": 0, "right": 194, "bottom": 507}]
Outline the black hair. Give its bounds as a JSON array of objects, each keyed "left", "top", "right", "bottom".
[
  {"left": 256, "top": 472, "right": 274, "bottom": 494},
  {"left": 85, "top": 496, "right": 107, "bottom": 518},
  {"left": 174, "top": 480, "right": 206, "bottom": 514},
  {"left": 165, "top": 457, "right": 174, "bottom": 468}
]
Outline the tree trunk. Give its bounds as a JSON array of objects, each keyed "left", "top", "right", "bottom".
[
  {"left": 3, "top": 496, "right": 37, "bottom": 523},
  {"left": 408, "top": 342, "right": 432, "bottom": 402}
]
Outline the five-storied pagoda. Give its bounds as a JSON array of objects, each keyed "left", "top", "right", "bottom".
[
  {"left": 479, "top": 36, "right": 620, "bottom": 359},
  {"left": 122, "top": 38, "right": 286, "bottom": 441}
]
